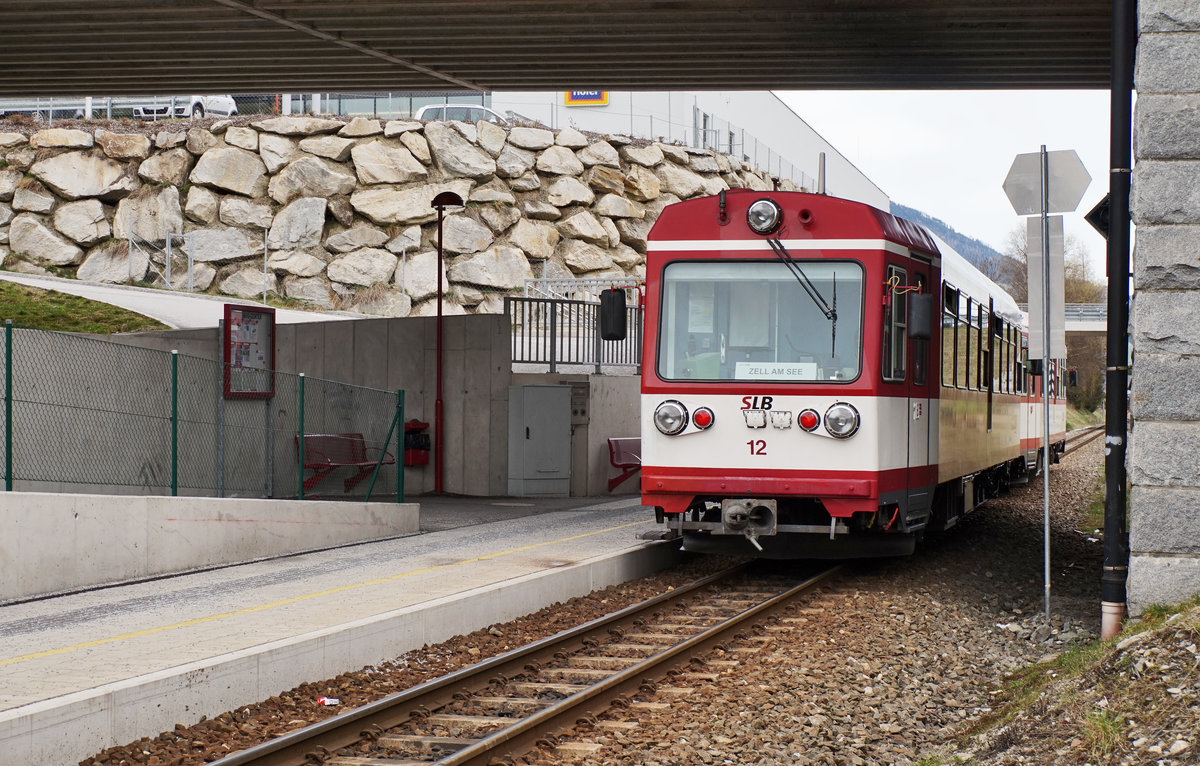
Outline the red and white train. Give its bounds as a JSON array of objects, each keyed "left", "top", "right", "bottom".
[{"left": 616, "top": 190, "right": 1066, "bottom": 558}]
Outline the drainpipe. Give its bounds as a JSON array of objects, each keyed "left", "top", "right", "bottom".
[{"left": 1101, "top": 0, "right": 1135, "bottom": 640}]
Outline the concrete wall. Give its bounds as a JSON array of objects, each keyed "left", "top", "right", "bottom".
[
  {"left": 1, "top": 492, "right": 418, "bottom": 602},
  {"left": 1129, "top": 0, "right": 1200, "bottom": 610}
]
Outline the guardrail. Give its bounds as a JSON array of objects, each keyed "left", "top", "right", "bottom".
[{"left": 506, "top": 296, "right": 641, "bottom": 374}]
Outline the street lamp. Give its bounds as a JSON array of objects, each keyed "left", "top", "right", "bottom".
[{"left": 430, "top": 190, "right": 464, "bottom": 494}]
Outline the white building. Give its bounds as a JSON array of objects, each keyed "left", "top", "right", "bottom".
[{"left": 491, "top": 90, "right": 888, "bottom": 210}]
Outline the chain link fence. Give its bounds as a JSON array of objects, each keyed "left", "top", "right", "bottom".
[{"left": 0, "top": 322, "right": 406, "bottom": 501}]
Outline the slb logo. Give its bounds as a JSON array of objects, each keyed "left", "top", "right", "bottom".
[{"left": 740, "top": 396, "right": 773, "bottom": 410}]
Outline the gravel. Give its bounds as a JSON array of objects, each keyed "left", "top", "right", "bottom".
[{"left": 81, "top": 438, "right": 1108, "bottom": 766}]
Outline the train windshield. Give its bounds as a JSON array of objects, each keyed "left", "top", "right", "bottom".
[{"left": 656, "top": 260, "right": 864, "bottom": 382}]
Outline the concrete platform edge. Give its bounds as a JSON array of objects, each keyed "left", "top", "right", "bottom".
[{"left": 0, "top": 540, "right": 682, "bottom": 766}]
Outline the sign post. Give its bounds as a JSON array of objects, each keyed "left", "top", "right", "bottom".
[{"left": 1003, "top": 147, "right": 1090, "bottom": 620}]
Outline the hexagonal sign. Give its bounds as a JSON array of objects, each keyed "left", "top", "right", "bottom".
[{"left": 1002, "top": 149, "right": 1092, "bottom": 216}]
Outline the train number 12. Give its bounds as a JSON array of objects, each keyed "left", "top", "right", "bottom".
[{"left": 747, "top": 439, "right": 767, "bottom": 455}]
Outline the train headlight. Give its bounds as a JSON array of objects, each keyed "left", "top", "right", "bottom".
[
  {"left": 747, "top": 198, "right": 782, "bottom": 235},
  {"left": 654, "top": 400, "right": 689, "bottom": 435},
  {"left": 823, "top": 402, "right": 860, "bottom": 438}
]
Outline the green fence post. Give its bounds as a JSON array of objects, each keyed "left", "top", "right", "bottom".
[
  {"left": 4, "top": 319, "right": 11, "bottom": 492},
  {"left": 171, "top": 350, "right": 179, "bottom": 496},
  {"left": 297, "top": 373, "right": 305, "bottom": 500},
  {"left": 397, "top": 389, "right": 405, "bottom": 503}
]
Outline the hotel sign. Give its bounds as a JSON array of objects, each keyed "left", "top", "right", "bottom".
[{"left": 564, "top": 91, "right": 608, "bottom": 107}]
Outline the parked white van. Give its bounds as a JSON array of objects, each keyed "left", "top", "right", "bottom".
[{"left": 132, "top": 95, "right": 238, "bottom": 120}]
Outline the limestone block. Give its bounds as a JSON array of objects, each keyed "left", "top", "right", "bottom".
[
  {"left": 741, "top": 171, "right": 774, "bottom": 191},
  {"left": 539, "top": 259, "right": 574, "bottom": 281},
  {"left": 507, "top": 218, "right": 560, "bottom": 260},
  {"left": 0, "top": 169, "right": 20, "bottom": 202},
  {"left": 1131, "top": 353, "right": 1200, "bottom": 420},
  {"left": 268, "top": 248, "right": 328, "bottom": 277},
  {"left": 600, "top": 216, "right": 621, "bottom": 248},
  {"left": 7, "top": 259, "right": 51, "bottom": 275},
  {"left": 584, "top": 165, "right": 626, "bottom": 195},
  {"left": 557, "top": 210, "right": 609, "bottom": 245},
  {"left": 442, "top": 215, "right": 495, "bottom": 254},
  {"left": 30, "top": 128, "right": 93, "bottom": 149},
  {"left": 259, "top": 133, "right": 299, "bottom": 174},
  {"left": 1135, "top": 95, "right": 1200, "bottom": 160},
  {"left": 477, "top": 120, "right": 507, "bottom": 157},
  {"left": 383, "top": 120, "right": 423, "bottom": 136},
  {"left": 282, "top": 276, "right": 335, "bottom": 308},
  {"left": 1133, "top": 225, "right": 1200, "bottom": 289},
  {"left": 448, "top": 244, "right": 533, "bottom": 289},
  {"left": 184, "top": 185, "right": 219, "bottom": 224},
  {"left": 610, "top": 242, "right": 642, "bottom": 269},
  {"left": 556, "top": 126, "right": 589, "bottom": 149},
  {"left": 578, "top": 140, "right": 619, "bottom": 168},
  {"left": 350, "top": 140, "right": 427, "bottom": 185},
  {"left": 225, "top": 126, "right": 259, "bottom": 151},
  {"left": 95, "top": 131, "right": 150, "bottom": 160},
  {"left": 170, "top": 262, "right": 216, "bottom": 291},
  {"left": 690, "top": 154, "right": 721, "bottom": 174},
  {"left": 645, "top": 193, "right": 682, "bottom": 218},
  {"left": 522, "top": 200, "right": 561, "bottom": 220},
  {"left": 594, "top": 194, "right": 645, "bottom": 219},
  {"left": 186, "top": 127, "right": 220, "bottom": 155},
  {"left": 220, "top": 197, "right": 274, "bottom": 229},
  {"left": 386, "top": 225, "right": 423, "bottom": 254},
  {"left": 546, "top": 176, "right": 594, "bottom": 207},
  {"left": 251, "top": 116, "right": 346, "bottom": 135},
  {"left": 351, "top": 286, "right": 411, "bottom": 317},
  {"left": 113, "top": 186, "right": 183, "bottom": 245},
  {"left": 1130, "top": 420, "right": 1200, "bottom": 486},
  {"left": 394, "top": 249, "right": 447, "bottom": 302},
  {"left": 5, "top": 147, "right": 35, "bottom": 171},
  {"left": 326, "top": 225, "right": 389, "bottom": 253},
  {"left": 469, "top": 179, "right": 515, "bottom": 204},
  {"left": 509, "top": 172, "right": 541, "bottom": 191},
  {"left": 0, "top": 202, "right": 11, "bottom": 226},
  {"left": 267, "top": 197, "right": 327, "bottom": 250},
  {"left": 400, "top": 131, "right": 431, "bottom": 164},
  {"left": 180, "top": 226, "right": 263, "bottom": 263},
  {"left": 701, "top": 174, "right": 730, "bottom": 196},
  {"left": 327, "top": 195, "right": 354, "bottom": 227},
  {"left": 52, "top": 199, "right": 111, "bottom": 245},
  {"left": 8, "top": 213, "right": 83, "bottom": 265},
  {"left": 1130, "top": 485, "right": 1200, "bottom": 554},
  {"left": 495, "top": 145, "right": 536, "bottom": 178},
  {"left": 268, "top": 155, "right": 357, "bottom": 204},
  {"left": 620, "top": 144, "right": 664, "bottom": 167},
  {"left": 1128, "top": 553, "right": 1200, "bottom": 616},
  {"left": 536, "top": 145, "right": 585, "bottom": 176},
  {"left": 299, "top": 135, "right": 356, "bottom": 162},
  {"left": 1135, "top": 34, "right": 1200, "bottom": 94},
  {"left": 557, "top": 238, "right": 613, "bottom": 273},
  {"left": 507, "top": 127, "right": 555, "bottom": 150},
  {"left": 615, "top": 216, "right": 654, "bottom": 253},
  {"left": 30, "top": 150, "right": 129, "bottom": 200},
  {"left": 339, "top": 117, "right": 383, "bottom": 137},
  {"left": 0, "top": 133, "right": 26, "bottom": 148},
  {"left": 480, "top": 204, "right": 521, "bottom": 233},
  {"left": 411, "top": 296, "right": 467, "bottom": 317},
  {"left": 78, "top": 239, "right": 149, "bottom": 283},
  {"left": 714, "top": 153, "right": 731, "bottom": 173},
  {"left": 219, "top": 266, "right": 277, "bottom": 299},
  {"left": 656, "top": 143, "right": 689, "bottom": 164},
  {"left": 1140, "top": 0, "right": 1200, "bottom": 32},
  {"left": 13, "top": 180, "right": 56, "bottom": 213},
  {"left": 328, "top": 247, "right": 398, "bottom": 286},
  {"left": 190, "top": 146, "right": 268, "bottom": 197},
  {"left": 450, "top": 121, "right": 478, "bottom": 144},
  {"left": 623, "top": 165, "right": 662, "bottom": 201},
  {"left": 349, "top": 179, "right": 472, "bottom": 225},
  {"left": 656, "top": 163, "right": 706, "bottom": 198},
  {"left": 424, "top": 122, "right": 495, "bottom": 179},
  {"left": 138, "top": 148, "right": 194, "bottom": 186},
  {"left": 1133, "top": 289, "right": 1200, "bottom": 354},
  {"left": 155, "top": 131, "right": 186, "bottom": 149}
]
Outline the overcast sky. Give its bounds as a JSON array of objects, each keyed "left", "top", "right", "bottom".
[{"left": 774, "top": 90, "right": 1113, "bottom": 276}]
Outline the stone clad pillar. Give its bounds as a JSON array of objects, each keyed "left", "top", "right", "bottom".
[{"left": 1129, "top": 1, "right": 1200, "bottom": 610}]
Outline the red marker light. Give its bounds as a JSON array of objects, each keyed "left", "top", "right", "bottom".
[
  {"left": 798, "top": 409, "right": 820, "bottom": 431},
  {"left": 693, "top": 407, "right": 715, "bottom": 430}
]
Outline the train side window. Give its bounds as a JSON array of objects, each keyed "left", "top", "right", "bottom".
[
  {"left": 979, "top": 306, "right": 991, "bottom": 390},
  {"left": 959, "top": 296, "right": 972, "bottom": 388},
  {"left": 882, "top": 265, "right": 907, "bottom": 382},
  {"left": 912, "top": 274, "right": 927, "bottom": 386},
  {"left": 942, "top": 285, "right": 958, "bottom": 387}
]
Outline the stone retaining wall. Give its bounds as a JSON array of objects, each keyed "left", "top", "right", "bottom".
[{"left": 0, "top": 116, "right": 792, "bottom": 315}]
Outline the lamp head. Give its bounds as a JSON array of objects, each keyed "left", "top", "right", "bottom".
[{"left": 431, "top": 191, "right": 465, "bottom": 211}]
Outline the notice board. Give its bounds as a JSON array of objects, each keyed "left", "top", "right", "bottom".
[{"left": 223, "top": 304, "right": 275, "bottom": 399}]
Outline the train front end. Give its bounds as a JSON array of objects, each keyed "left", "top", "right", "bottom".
[{"left": 639, "top": 190, "right": 939, "bottom": 558}]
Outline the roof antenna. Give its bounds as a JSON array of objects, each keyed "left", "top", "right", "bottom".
[{"left": 817, "top": 152, "right": 826, "bottom": 195}]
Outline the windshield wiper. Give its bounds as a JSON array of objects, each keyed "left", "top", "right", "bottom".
[{"left": 766, "top": 238, "right": 838, "bottom": 355}]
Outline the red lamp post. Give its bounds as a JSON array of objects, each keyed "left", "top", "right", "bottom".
[{"left": 430, "top": 190, "right": 464, "bottom": 493}]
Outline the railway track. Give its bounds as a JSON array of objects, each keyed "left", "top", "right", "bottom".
[
  {"left": 1062, "top": 424, "right": 1104, "bottom": 458},
  {"left": 210, "top": 563, "right": 838, "bottom": 766}
]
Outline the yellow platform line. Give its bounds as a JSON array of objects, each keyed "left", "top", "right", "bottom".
[{"left": 0, "top": 520, "right": 650, "bottom": 668}]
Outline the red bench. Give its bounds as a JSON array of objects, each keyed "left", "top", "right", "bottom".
[
  {"left": 607, "top": 437, "right": 642, "bottom": 491},
  {"left": 296, "top": 433, "right": 395, "bottom": 494}
]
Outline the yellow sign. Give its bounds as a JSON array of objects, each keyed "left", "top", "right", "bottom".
[{"left": 565, "top": 91, "right": 608, "bottom": 107}]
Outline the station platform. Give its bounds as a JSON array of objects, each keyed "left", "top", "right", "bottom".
[{"left": 0, "top": 495, "right": 677, "bottom": 766}]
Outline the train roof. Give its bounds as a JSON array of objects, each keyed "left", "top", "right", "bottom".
[{"left": 932, "top": 233, "right": 1024, "bottom": 325}]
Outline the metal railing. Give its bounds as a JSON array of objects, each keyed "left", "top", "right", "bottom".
[
  {"left": 506, "top": 296, "right": 642, "bottom": 374},
  {"left": 1, "top": 321, "right": 405, "bottom": 500}
]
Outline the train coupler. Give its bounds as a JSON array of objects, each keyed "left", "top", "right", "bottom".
[{"left": 718, "top": 499, "right": 777, "bottom": 550}]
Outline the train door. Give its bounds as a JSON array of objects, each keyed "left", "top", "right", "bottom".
[{"left": 885, "top": 262, "right": 933, "bottom": 523}]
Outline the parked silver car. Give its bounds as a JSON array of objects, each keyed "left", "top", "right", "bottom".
[
  {"left": 414, "top": 104, "right": 507, "bottom": 125},
  {"left": 132, "top": 95, "right": 238, "bottom": 120}
]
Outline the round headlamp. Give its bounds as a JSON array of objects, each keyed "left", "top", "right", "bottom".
[
  {"left": 747, "top": 198, "right": 783, "bottom": 235},
  {"left": 654, "top": 400, "right": 689, "bottom": 436},
  {"left": 823, "top": 403, "right": 860, "bottom": 438}
]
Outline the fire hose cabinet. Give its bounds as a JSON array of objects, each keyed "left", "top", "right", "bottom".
[{"left": 403, "top": 419, "right": 431, "bottom": 466}]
